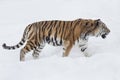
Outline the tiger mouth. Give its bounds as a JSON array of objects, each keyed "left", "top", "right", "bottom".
[{"left": 101, "top": 33, "right": 107, "bottom": 39}]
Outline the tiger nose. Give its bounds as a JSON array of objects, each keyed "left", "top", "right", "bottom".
[{"left": 108, "top": 29, "right": 110, "bottom": 34}]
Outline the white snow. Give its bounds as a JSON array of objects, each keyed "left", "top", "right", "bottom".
[{"left": 0, "top": 0, "right": 120, "bottom": 80}]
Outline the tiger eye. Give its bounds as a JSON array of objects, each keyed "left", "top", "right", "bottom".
[
  {"left": 85, "top": 22, "right": 89, "bottom": 26},
  {"left": 91, "top": 23, "right": 93, "bottom": 26}
]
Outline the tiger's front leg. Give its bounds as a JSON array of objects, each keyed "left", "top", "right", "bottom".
[{"left": 79, "top": 42, "right": 90, "bottom": 57}]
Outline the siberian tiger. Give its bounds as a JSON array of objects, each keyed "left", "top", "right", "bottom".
[{"left": 2, "top": 18, "right": 110, "bottom": 61}]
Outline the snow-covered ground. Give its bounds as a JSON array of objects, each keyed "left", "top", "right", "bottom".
[{"left": 0, "top": 0, "right": 120, "bottom": 80}]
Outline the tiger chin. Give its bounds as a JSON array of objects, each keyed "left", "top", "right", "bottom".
[{"left": 2, "top": 18, "right": 110, "bottom": 61}]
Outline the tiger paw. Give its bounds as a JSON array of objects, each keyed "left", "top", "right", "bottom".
[
  {"left": 32, "top": 53, "right": 39, "bottom": 59},
  {"left": 83, "top": 52, "right": 92, "bottom": 57}
]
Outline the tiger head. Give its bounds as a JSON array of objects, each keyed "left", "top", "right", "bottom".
[
  {"left": 93, "top": 19, "right": 110, "bottom": 39},
  {"left": 86, "top": 19, "right": 110, "bottom": 39}
]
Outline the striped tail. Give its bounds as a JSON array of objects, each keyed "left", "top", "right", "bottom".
[
  {"left": 2, "top": 24, "right": 31, "bottom": 50},
  {"left": 2, "top": 39, "right": 26, "bottom": 50}
]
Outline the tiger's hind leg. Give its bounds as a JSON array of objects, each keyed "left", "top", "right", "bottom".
[
  {"left": 20, "top": 41, "right": 35, "bottom": 61},
  {"left": 32, "top": 43, "right": 45, "bottom": 59}
]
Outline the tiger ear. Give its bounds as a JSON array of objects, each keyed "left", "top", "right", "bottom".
[
  {"left": 97, "top": 19, "right": 100, "bottom": 21},
  {"left": 76, "top": 18, "right": 82, "bottom": 21},
  {"left": 95, "top": 19, "right": 101, "bottom": 27}
]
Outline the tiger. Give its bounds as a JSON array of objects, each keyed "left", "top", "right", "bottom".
[{"left": 2, "top": 18, "right": 110, "bottom": 61}]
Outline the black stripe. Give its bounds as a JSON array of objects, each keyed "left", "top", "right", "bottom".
[
  {"left": 8, "top": 47, "right": 11, "bottom": 50},
  {"left": 53, "top": 21, "right": 58, "bottom": 27},
  {"left": 12, "top": 47, "right": 15, "bottom": 49},
  {"left": 47, "top": 21, "right": 54, "bottom": 37},
  {"left": 25, "top": 24, "right": 33, "bottom": 39},
  {"left": 73, "top": 21, "right": 80, "bottom": 41},
  {"left": 28, "top": 24, "right": 33, "bottom": 32},
  {"left": 77, "top": 37, "right": 79, "bottom": 43},
  {"left": 40, "top": 21, "right": 44, "bottom": 25},
  {"left": 70, "top": 21, "right": 73, "bottom": 38},
  {"left": 30, "top": 41, "right": 35, "bottom": 46},
  {"left": 48, "top": 28, "right": 52, "bottom": 38},
  {"left": 39, "top": 47, "right": 43, "bottom": 49},
  {"left": 48, "top": 21, "right": 56, "bottom": 38},
  {"left": 63, "top": 22, "right": 69, "bottom": 39},
  {"left": 45, "top": 22, "right": 53, "bottom": 40},
  {"left": 85, "top": 22, "right": 89, "bottom": 26},
  {"left": 28, "top": 43, "right": 34, "bottom": 50},
  {"left": 41, "top": 21, "right": 47, "bottom": 32},
  {"left": 60, "top": 39, "right": 62, "bottom": 45},
  {"left": 34, "top": 46, "right": 37, "bottom": 50},
  {"left": 46, "top": 36, "right": 50, "bottom": 43},
  {"left": 58, "top": 21, "right": 62, "bottom": 34},
  {"left": 19, "top": 42, "right": 23, "bottom": 45},
  {"left": 53, "top": 42, "right": 55, "bottom": 46},
  {"left": 38, "top": 43, "right": 41, "bottom": 46},
  {"left": 25, "top": 46, "right": 30, "bottom": 51},
  {"left": 43, "top": 22, "right": 50, "bottom": 41},
  {"left": 63, "top": 48, "right": 65, "bottom": 50},
  {"left": 54, "top": 22, "right": 60, "bottom": 46},
  {"left": 35, "top": 49, "right": 41, "bottom": 52},
  {"left": 16, "top": 45, "right": 19, "bottom": 48},
  {"left": 37, "top": 23, "right": 40, "bottom": 45},
  {"left": 81, "top": 48, "right": 87, "bottom": 52},
  {"left": 39, "top": 22, "right": 41, "bottom": 42},
  {"left": 47, "top": 21, "right": 53, "bottom": 29},
  {"left": 35, "top": 24, "right": 38, "bottom": 46},
  {"left": 73, "top": 21, "right": 80, "bottom": 30},
  {"left": 27, "top": 31, "right": 34, "bottom": 39},
  {"left": 61, "top": 21, "right": 65, "bottom": 40},
  {"left": 51, "top": 38, "right": 53, "bottom": 42},
  {"left": 43, "top": 22, "right": 49, "bottom": 33},
  {"left": 43, "top": 22, "right": 49, "bottom": 41},
  {"left": 22, "top": 38, "right": 25, "bottom": 43}
]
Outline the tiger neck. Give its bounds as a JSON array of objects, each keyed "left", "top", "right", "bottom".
[{"left": 80, "top": 33, "right": 89, "bottom": 41}]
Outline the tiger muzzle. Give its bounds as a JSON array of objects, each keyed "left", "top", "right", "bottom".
[
  {"left": 101, "top": 34, "right": 106, "bottom": 39},
  {"left": 101, "top": 32, "right": 109, "bottom": 39}
]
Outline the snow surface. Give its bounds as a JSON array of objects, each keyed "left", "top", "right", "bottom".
[{"left": 0, "top": 0, "right": 120, "bottom": 80}]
